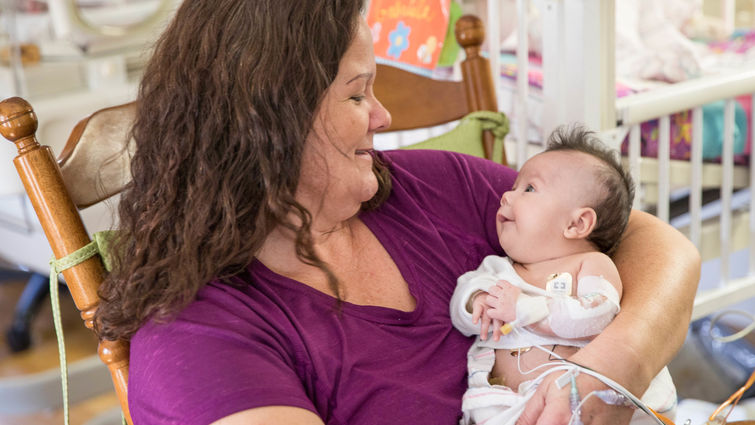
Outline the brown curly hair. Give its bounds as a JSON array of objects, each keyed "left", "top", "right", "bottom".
[{"left": 95, "top": 0, "right": 392, "bottom": 341}]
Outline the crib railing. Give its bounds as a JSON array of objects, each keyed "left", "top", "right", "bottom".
[
  {"left": 381, "top": 0, "right": 755, "bottom": 320},
  {"left": 614, "top": 70, "right": 755, "bottom": 320},
  {"left": 490, "top": 0, "right": 615, "bottom": 168},
  {"left": 492, "top": 0, "right": 755, "bottom": 320}
]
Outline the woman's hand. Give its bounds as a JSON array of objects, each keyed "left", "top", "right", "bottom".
[{"left": 515, "top": 373, "right": 635, "bottom": 425}]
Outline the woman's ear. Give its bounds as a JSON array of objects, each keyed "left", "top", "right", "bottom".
[{"left": 563, "top": 207, "right": 597, "bottom": 240}]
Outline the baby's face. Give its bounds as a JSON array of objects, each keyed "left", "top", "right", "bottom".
[{"left": 496, "top": 150, "right": 602, "bottom": 263}]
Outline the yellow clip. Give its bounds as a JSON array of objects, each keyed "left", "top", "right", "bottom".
[{"left": 500, "top": 323, "right": 514, "bottom": 335}]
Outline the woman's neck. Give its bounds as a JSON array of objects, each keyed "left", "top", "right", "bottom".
[{"left": 256, "top": 216, "right": 358, "bottom": 279}]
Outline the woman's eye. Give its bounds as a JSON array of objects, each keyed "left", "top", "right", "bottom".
[
  {"left": 350, "top": 95, "right": 365, "bottom": 103},
  {"left": 524, "top": 184, "right": 535, "bottom": 192}
]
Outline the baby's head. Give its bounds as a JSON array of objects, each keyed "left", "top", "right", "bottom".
[
  {"left": 496, "top": 125, "right": 634, "bottom": 262},
  {"left": 545, "top": 125, "right": 635, "bottom": 254}
]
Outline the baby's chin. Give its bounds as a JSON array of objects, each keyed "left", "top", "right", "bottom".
[
  {"left": 498, "top": 243, "right": 534, "bottom": 263},
  {"left": 498, "top": 238, "right": 514, "bottom": 256}
]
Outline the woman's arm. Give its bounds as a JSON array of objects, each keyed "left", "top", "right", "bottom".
[
  {"left": 212, "top": 406, "right": 324, "bottom": 425},
  {"left": 517, "top": 210, "right": 700, "bottom": 424},
  {"left": 580, "top": 210, "right": 699, "bottom": 392}
]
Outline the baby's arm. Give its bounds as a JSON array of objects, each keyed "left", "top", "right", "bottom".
[
  {"left": 450, "top": 256, "right": 510, "bottom": 337},
  {"left": 486, "top": 253, "right": 622, "bottom": 339}
]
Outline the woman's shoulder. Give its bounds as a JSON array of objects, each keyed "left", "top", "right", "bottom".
[
  {"left": 130, "top": 277, "right": 296, "bottom": 349},
  {"left": 128, "top": 279, "right": 312, "bottom": 424},
  {"left": 380, "top": 148, "right": 507, "bottom": 173},
  {"left": 378, "top": 149, "right": 516, "bottom": 193}
]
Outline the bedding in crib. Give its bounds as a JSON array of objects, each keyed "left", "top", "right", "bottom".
[{"left": 497, "top": 28, "right": 755, "bottom": 165}]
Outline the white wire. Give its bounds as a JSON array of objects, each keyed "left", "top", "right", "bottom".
[
  {"left": 567, "top": 364, "right": 665, "bottom": 424},
  {"left": 708, "top": 309, "right": 755, "bottom": 343},
  {"left": 511, "top": 326, "right": 568, "bottom": 377},
  {"left": 505, "top": 328, "right": 665, "bottom": 425}
]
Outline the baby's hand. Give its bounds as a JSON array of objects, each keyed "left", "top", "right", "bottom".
[
  {"left": 484, "top": 280, "right": 520, "bottom": 324},
  {"left": 471, "top": 292, "right": 501, "bottom": 341}
]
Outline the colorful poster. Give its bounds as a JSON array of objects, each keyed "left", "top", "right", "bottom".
[{"left": 366, "top": 0, "right": 452, "bottom": 76}]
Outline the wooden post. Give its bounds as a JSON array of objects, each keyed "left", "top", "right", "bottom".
[
  {"left": 456, "top": 15, "right": 505, "bottom": 165},
  {"left": 0, "top": 96, "right": 132, "bottom": 425}
]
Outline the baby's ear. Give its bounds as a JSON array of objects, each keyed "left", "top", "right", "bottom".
[{"left": 563, "top": 207, "right": 597, "bottom": 240}]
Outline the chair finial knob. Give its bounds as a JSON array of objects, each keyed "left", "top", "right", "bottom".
[
  {"left": 0, "top": 97, "right": 39, "bottom": 146},
  {"left": 455, "top": 15, "right": 485, "bottom": 50}
]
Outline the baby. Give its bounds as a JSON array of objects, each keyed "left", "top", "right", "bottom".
[{"left": 450, "top": 125, "right": 677, "bottom": 425}]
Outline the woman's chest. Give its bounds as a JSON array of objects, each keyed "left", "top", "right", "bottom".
[
  {"left": 335, "top": 232, "right": 416, "bottom": 311},
  {"left": 284, "top": 297, "right": 471, "bottom": 424}
]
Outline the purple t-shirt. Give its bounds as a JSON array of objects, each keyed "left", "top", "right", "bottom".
[{"left": 128, "top": 149, "right": 516, "bottom": 424}]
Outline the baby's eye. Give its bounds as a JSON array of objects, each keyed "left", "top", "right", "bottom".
[{"left": 524, "top": 184, "right": 535, "bottom": 192}]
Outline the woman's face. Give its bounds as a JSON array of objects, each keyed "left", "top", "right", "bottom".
[{"left": 297, "top": 18, "right": 391, "bottom": 227}]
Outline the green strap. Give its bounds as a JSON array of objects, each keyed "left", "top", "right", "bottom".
[
  {"left": 49, "top": 239, "right": 100, "bottom": 425},
  {"left": 464, "top": 110, "right": 510, "bottom": 142},
  {"left": 400, "top": 110, "right": 510, "bottom": 163},
  {"left": 463, "top": 110, "right": 510, "bottom": 162}
]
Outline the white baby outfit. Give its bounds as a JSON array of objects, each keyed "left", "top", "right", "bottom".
[{"left": 450, "top": 256, "right": 677, "bottom": 425}]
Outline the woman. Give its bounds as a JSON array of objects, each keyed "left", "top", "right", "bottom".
[{"left": 94, "top": 1, "right": 700, "bottom": 424}]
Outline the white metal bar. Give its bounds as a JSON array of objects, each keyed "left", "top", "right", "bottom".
[
  {"left": 720, "top": 99, "right": 735, "bottom": 284},
  {"left": 597, "top": 0, "right": 615, "bottom": 131},
  {"left": 562, "top": 0, "right": 614, "bottom": 131},
  {"left": 689, "top": 107, "right": 703, "bottom": 249},
  {"left": 692, "top": 276, "right": 755, "bottom": 320},
  {"left": 616, "top": 69, "right": 755, "bottom": 126},
  {"left": 628, "top": 125, "right": 641, "bottom": 210},
  {"left": 751, "top": 94, "right": 755, "bottom": 276},
  {"left": 486, "top": 0, "right": 501, "bottom": 107},
  {"left": 657, "top": 116, "right": 670, "bottom": 223},
  {"left": 515, "top": 0, "right": 529, "bottom": 169},
  {"left": 723, "top": 0, "right": 736, "bottom": 36},
  {"left": 541, "top": 0, "right": 564, "bottom": 140},
  {"left": 563, "top": 0, "right": 585, "bottom": 128}
]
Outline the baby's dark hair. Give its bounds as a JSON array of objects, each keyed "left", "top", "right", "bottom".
[{"left": 545, "top": 124, "right": 635, "bottom": 255}]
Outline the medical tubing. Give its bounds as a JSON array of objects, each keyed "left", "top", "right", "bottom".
[
  {"left": 501, "top": 323, "right": 665, "bottom": 424},
  {"left": 705, "top": 308, "right": 755, "bottom": 422},
  {"left": 594, "top": 389, "right": 633, "bottom": 406},
  {"left": 572, "top": 365, "right": 665, "bottom": 424},
  {"left": 529, "top": 343, "right": 666, "bottom": 425},
  {"left": 708, "top": 309, "right": 755, "bottom": 343},
  {"left": 569, "top": 375, "right": 584, "bottom": 425}
]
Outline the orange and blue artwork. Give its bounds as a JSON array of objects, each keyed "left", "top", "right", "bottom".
[{"left": 367, "top": 0, "right": 451, "bottom": 76}]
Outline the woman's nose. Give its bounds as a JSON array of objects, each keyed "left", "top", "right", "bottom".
[{"left": 371, "top": 98, "right": 392, "bottom": 132}]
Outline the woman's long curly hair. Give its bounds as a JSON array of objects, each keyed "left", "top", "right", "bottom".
[{"left": 95, "top": 0, "right": 391, "bottom": 341}]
